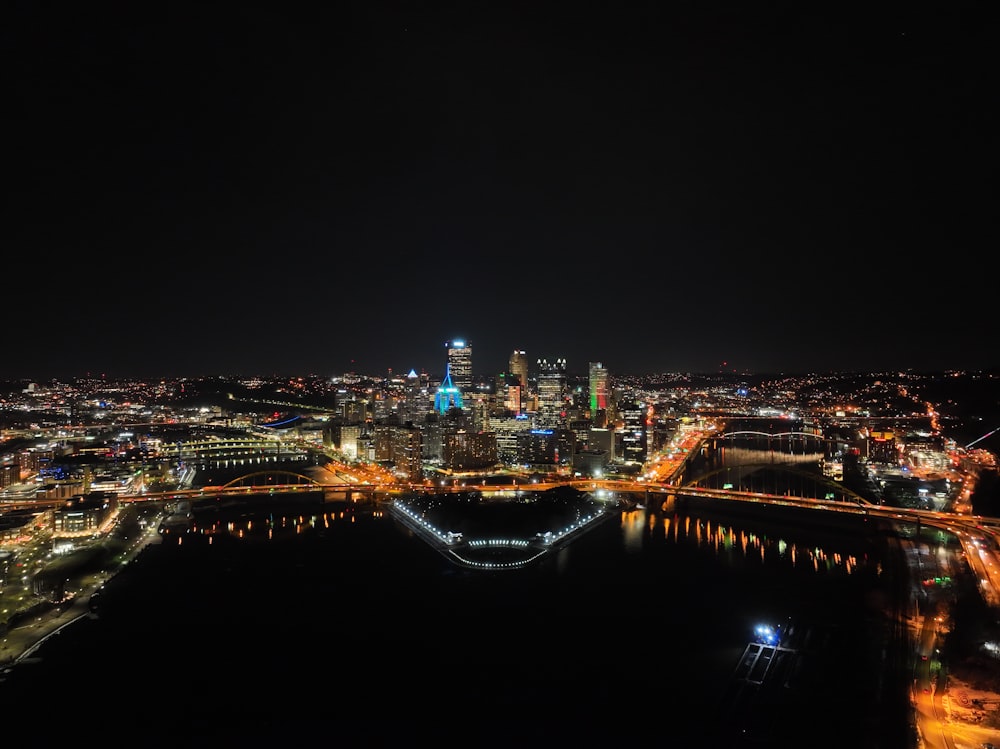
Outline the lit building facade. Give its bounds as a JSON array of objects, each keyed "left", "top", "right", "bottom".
[
  {"left": 509, "top": 349, "right": 529, "bottom": 390},
  {"left": 446, "top": 339, "right": 472, "bottom": 395},
  {"left": 434, "top": 365, "right": 464, "bottom": 414},
  {"left": 516, "top": 428, "right": 576, "bottom": 471},
  {"left": 443, "top": 429, "right": 499, "bottom": 472},
  {"left": 588, "top": 361, "right": 608, "bottom": 426},
  {"left": 535, "top": 357, "right": 567, "bottom": 429},
  {"left": 491, "top": 413, "right": 533, "bottom": 464},
  {"left": 400, "top": 368, "right": 427, "bottom": 426},
  {"left": 618, "top": 398, "right": 647, "bottom": 466},
  {"left": 868, "top": 430, "right": 899, "bottom": 465},
  {"left": 390, "top": 424, "right": 423, "bottom": 480},
  {"left": 52, "top": 491, "right": 117, "bottom": 536}
]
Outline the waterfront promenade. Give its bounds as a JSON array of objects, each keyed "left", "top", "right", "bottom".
[
  {"left": 1, "top": 593, "right": 92, "bottom": 668},
  {"left": 2, "top": 515, "right": 162, "bottom": 670}
]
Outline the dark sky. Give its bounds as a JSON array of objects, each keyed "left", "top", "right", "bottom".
[{"left": 5, "top": 2, "right": 997, "bottom": 380}]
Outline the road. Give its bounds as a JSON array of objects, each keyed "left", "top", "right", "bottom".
[{"left": 1, "top": 503, "right": 163, "bottom": 670}]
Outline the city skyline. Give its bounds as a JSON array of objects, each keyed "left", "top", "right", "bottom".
[
  {"left": 6, "top": 3, "right": 996, "bottom": 380},
  {"left": 2, "top": 359, "right": 998, "bottom": 748}
]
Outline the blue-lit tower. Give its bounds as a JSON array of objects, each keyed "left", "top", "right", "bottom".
[{"left": 434, "top": 364, "right": 464, "bottom": 414}]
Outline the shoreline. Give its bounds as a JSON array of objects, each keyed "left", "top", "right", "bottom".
[
  {"left": 1, "top": 592, "right": 93, "bottom": 668},
  {"left": 2, "top": 517, "right": 162, "bottom": 671}
]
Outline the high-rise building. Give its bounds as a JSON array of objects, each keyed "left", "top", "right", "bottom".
[
  {"left": 390, "top": 424, "right": 423, "bottom": 481},
  {"left": 502, "top": 379, "right": 522, "bottom": 414},
  {"left": 868, "top": 430, "right": 897, "bottom": 464},
  {"left": 509, "top": 349, "right": 529, "bottom": 390},
  {"left": 490, "top": 412, "right": 533, "bottom": 463},
  {"left": 434, "top": 365, "right": 464, "bottom": 414},
  {"left": 588, "top": 362, "right": 608, "bottom": 425},
  {"left": 618, "top": 397, "right": 647, "bottom": 466},
  {"left": 442, "top": 429, "right": 499, "bottom": 472},
  {"left": 535, "top": 357, "right": 567, "bottom": 429},
  {"left": 445, "top": 339, "right": 472, "bottom": 395},
  {"left": 400, "top": 368, "right": 426, "bottom": 426}
]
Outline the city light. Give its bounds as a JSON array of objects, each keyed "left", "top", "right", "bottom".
[{"left": 754, "top": 623, "right": 780, "bottom": 646}]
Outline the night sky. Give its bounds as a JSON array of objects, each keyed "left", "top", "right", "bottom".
[{"left": 6, "top": 2, "right": 997, "bottom": 380}]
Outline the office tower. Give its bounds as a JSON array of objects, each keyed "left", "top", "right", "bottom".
[
  {"left": 442, "top": 430, "right": 499, "bottom": 472},
  {"left": 502, "top": 377, "right": 522, "bottom": 414},
  {"left": 588, "top": 362, "right": 608, "bottom": 425},
  {"left": 390, "top": 424, "right": 423, "bottom": 481},
  {"left": 509, "top": 349, "right": 529, "bottom": 389},
  {"left": 445, "top": 339, "right": 472, "bottom": 395},
  {"left": 619, "top": 397, "right": 648, "bottom": 465},
  {"left": 434, "top": 364, "right": 464, "bottom": 414},
  {"left": 587, "top": 427, "right": 615, "bottom": 460},
  {"left": 491, "top": 412, "right": 533, "bottom": 463},
  {"left": 400, "top": 368, "right": 426, "bottom": 426},
  {"left": 868, "top": 430, "right": 897, "bottom": 464},
  {"left": 535, "top": 357, "right": 567, "bottom": 429}
]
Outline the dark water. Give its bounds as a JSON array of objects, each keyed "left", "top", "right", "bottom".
[{"left": 1, "top": 494, "right": 910, "bottom": 748}]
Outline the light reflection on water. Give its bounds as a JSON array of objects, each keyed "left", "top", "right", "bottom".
[
  {"left": 177, "top": 504, "right": 376, "bottom": 543},
  {"left": 619, "top": 504, "right": 873, "bottom": 579},
  {"left": 3, "top": 491, "right": 904, "bottom": 748},
  {"left": 186, "top": 498, "right": 876, "bottom": 585}
]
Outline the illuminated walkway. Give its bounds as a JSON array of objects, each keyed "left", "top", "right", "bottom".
[{"left": 390, "top": 491, "right": 615, "bottom": 570}]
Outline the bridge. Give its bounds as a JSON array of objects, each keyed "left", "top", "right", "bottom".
[
  {"left": 12, "top": 466, "right": 997, "bottom": 558},
  {"left": 5, "top": 425, "right": 990, "bottom": 749},
  {"left": 702, "top": 429, "right": 837, "bottom": 461},
  {"left": 167, "top": 436, "right": 313, "bottom": 469},
  {"left": 8, "top": 453, "right": 1000, "bottom": 616},
  {"left": 662, "top": 427, "right": 852, "bottom": 499},
  {"left": 96, "top": 471, "right": 891, "bottom": 522},
  {"left": 4, "top": 421, "right": 991, "bottom": 549}
]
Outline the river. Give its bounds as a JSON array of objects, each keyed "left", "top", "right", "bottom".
[{"left": 0, "top": 488, "right": 913, "bottom": 748}]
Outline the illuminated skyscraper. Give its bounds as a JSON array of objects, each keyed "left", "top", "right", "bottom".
[
  {"left": 445, "top": 339, "right": 472, "bottom": 395},
  {"left": 400, "top": 368, "right": 426, "bottom": 425},
  {"left": 619, "top": 397, "right": 647, "bottom": 465},
  {"left": 588, "top": 362, "right": 608, "bottom": 425},
  {"left": 434, "top": 365, "right": 464, "bottom": 414},
  {"left": 536, "top": 357, "right": 567, "bottom": 429},
  {"left": 508, "top": 349, "right": 529, "bottom": 389}
]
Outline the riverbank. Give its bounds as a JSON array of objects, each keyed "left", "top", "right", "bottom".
[
  {"left": 2, "top": 507, "right": 163, "bottom": 670},
  {"left": 0, "top": 591, "right": 92, "bottom": 668}
]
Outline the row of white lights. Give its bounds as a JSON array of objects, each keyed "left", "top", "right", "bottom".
[{"left": 391, "top": 497, "right": 608, "bottom": 569}]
